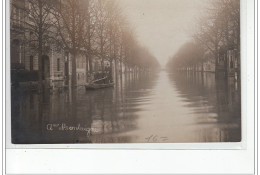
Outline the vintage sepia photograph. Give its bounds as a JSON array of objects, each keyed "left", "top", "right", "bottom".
[{"left": 10, "top": 0, "right": 241, "bottom": 144}]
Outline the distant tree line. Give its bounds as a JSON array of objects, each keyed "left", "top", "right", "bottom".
[
  {"left": 22, "top": 0, "right": 159, "bottom": 87},
  {"left": 167, "top": 0, "right": 240, "bottom": 71}
]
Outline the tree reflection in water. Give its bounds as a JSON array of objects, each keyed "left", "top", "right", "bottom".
[
  {"left": 11, "top": 72, "right": 156, "bottom": 143},
  {"left": 169, "top": 72, "right": 241, "bottom": 142},
  {"left": 11, "top": 71, "right": 240, "bottom": 143}
]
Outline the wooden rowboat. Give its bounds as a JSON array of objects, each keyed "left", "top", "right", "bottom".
[{"left": 85, "top": 83, "right": 114, "bottom": 90}]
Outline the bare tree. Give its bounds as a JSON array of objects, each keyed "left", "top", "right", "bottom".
[
  {"left": 121, "top": 28, "right": 135, "bottom": 72},
  {"left": 24, "top": 0, "right": 55, "bottom": 91},
  {"left": 168, "top": 0, "right": 240, "bottom": 72},
  {"left": 92, "top": 0, "right": 110, "bottom": 74},
  {"left": 54, "top": 0, "right": 86, "bottom": 87},
  {"left": 82, "top": 0, "right": 96, "bottom": 81},
  {"left": 117, "top": 17, "right": 129, "bottom": 74},
  {"left": 106, "top": 0, "right": 123, "bottom": 79},
  {"left": 193, "top": 15, "right": 224, "bottom": 63}
]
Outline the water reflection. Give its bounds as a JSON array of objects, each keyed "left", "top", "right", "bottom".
[
  {"left": 11, "top": 71, "right": 241, "bottom": 143},
  {"left": 168, "top": 72, "right": 241, "bottom": 142}
]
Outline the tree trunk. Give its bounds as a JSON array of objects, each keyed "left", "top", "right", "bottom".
[
  {"left": 85, "top": 54, "right": 89, "bottom": 82},
  {"left": 125, "top": 64, "right": 128, "bottom": 73},
  {"left": 38, "top": 47, "right": 43, "bottom": 93},
  {"left": 110, "top": 59, "right": 113, "bottom": 81},
  {"left": 101, "top": 58, "right": 104, "bottom": 75},
  {"left": 120, "top": 59, "right": 123, "bottom": 75},
  {"left": 71, "top": 52, "right": 77, "bottom": 87},
  {"left": 215, "top": 52, "right": 219, "bottom": 78},
  {"left": 38, "top": 0, "right": 43, "bottom": 93},
  {"left": 89, "top": 56, "right": 93, "bottom": 73},
  {"left": 201, "top": 62, "right": 204, "bottom": 74},
  {"left": 115, "top": 59, "right": 118, "bottom": 81}
]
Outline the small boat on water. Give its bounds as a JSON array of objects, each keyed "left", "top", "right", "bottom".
[
  {"left": 85, "top": 83, "right": 114, "bottom": 90},
  {"left": 85, "top": 76, "right": 114, "bottom": 90}
]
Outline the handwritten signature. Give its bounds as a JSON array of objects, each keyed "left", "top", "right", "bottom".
[
  {"left": 46, "top": 123, "right": 99, "bottom": 136},
  {"left": 145, "top": 135, "right": 169, "bottom": 142}
]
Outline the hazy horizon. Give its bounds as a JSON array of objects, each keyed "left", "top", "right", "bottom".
[{"left": 120, "top": 0, "right": 207, "bottom": 67}]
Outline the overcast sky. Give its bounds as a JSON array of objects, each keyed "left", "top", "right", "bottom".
[{"left": 119, "top": 0, "right": 207, "bottom": 67}]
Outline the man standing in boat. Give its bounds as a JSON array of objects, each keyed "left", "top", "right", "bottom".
[
  {"left": 107, "top": 70, "right": 113, "bottom": 83},
  {"left": 103, "top": 70, "right": 112, "bottom": 84}
]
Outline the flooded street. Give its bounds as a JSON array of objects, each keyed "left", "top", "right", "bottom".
[{"left": 11, "top": 71, "right": 241, "bottom": 143}]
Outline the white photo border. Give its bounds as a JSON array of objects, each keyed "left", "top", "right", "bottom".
[{"left": 2, "top": 0, "right": 258, "bottom": 174}]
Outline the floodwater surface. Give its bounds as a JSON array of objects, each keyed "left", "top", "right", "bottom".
[{"left": 11, "top": 71, "right": 241, "bottom": 143}]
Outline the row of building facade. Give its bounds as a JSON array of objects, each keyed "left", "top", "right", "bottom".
[
  {"left": 178, "top": 49, "right": 240, "bottom": 80},
  {"left": 10, "top": 0, "right": 120, "bottom": 89}
]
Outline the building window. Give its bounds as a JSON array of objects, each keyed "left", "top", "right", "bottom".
[
  {"left": 57, "top": 58, "right": 60, "bottom": 71},
  {"left": 30, "top": 56, "right": 33, "bottom": 71}
]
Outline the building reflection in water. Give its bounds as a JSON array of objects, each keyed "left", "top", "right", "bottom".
[{"left": 11, "top": 71, "right": 240, "bottom": 143}]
